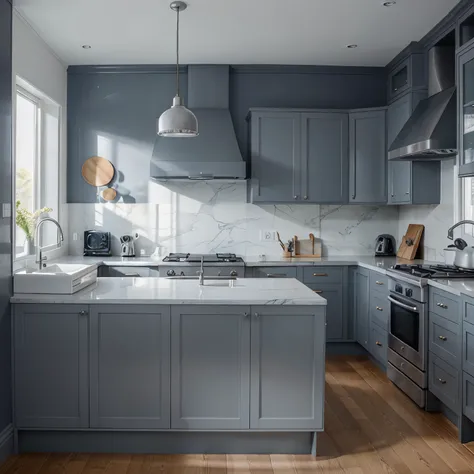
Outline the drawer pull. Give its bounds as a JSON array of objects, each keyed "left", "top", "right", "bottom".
[
  {"left": 376, "top": 306, "right": 383, "bottom": 311},
  {"left": 313, "top": 273, "right": 328, "bottom": 277},
  {"left": 314, "top": 290, "right": 323, "bottom": 294},
  {"left": 266, "top": 273, "right": 286, "bottom": 278},
  {"left": 376, "top": 281, "right": 384, "bottom": 286},
  {"left": 376, "top": 341, "right": 383, "bottom": 347},
  {"left": 438, "top": 335, "right": 447, "bottom": 341},
  {"left": 438, "top": 378, "right": 446, "bottom": 384},
  {"left": 437, "top": 302, "right": 448, "bottom": 309}
]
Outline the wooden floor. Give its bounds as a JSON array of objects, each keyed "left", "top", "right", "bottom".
[{"left": 2, "top": 356, "right": 474, "bottom": 473}]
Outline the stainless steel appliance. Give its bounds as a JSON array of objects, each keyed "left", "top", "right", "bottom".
[
  {"left": 120, "top": 234, "right": 136, "bottom": 257},
  {"left": 375, "top": 234, "right": 396, "bottom": 256},
  {"left": 159, "top": 253, "right": 245, "bottom": 278},
  {"left": 84, "top": 230, "right": 112, "bottom": 257},
  {"left": 387, "top": 263, "right": 474, "bottom": 408}
]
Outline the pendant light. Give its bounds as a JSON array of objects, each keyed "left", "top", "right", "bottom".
[{"left": 157, "top": 1, "right": 198, "bottom": 137}]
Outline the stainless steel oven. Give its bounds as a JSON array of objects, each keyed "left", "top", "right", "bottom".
[{"left": 386, "top": 272, "right": 428, "bottom": 408}]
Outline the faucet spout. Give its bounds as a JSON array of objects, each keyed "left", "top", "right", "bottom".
[
  {"left": 35, "top": 217, "right": 65, "bottom": 270},
  {"left": 447, "top": 220, "right": 474, "bottom": 240}
]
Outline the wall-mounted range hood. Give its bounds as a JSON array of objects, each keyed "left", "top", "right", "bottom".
[
  {"left": 388, "top": 46, "right": 457, "bottom": 161},
  {"left": 151, "top": 65, "right": 246, "bottom": 180}
]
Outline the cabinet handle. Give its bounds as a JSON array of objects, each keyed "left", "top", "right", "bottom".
[
  {"left": 376, "top": 306, "right": 383, "bottom": 311},
  {"left": 376, "top": 341, "right": 382, "bottom": 347},
  {"left": 314, "top": 290, "right": 323, "bottom": 294},
  {"left": 244, "top": 312, "right": 249, "bottom": 318},
  {"left": 304, "top": 196, "right": 308, "bottom": 200},
  {"left": 294, "top": 195, "right": 298, "bottom": 200},
  {"left": 376, "top": 281, "right": 384, "bottom": 286},
  {"left": 79, "top": 310, "right": 88, "bottom": 316},
  {"left": 438, "top": 378, "right": 446, "bottom": 385},
  {"left": 313, "top": 273, "right": 328, "bottom": 277},
  {"left": 405, "top": 192, "right": 410, "bottom": 195},
  {"left": 438, "top": 335, "right": 447, "bottom": 341},
  {"left": 266, "top": 273, "right": 286, "bottom": 278},
  {"left": 437, "top": 302, "right": 448, "bottom": 309},
  {"left": 254, "top": 313, "right": 259, "bottom": 319}
]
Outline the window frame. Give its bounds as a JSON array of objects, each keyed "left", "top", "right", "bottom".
[{"left": 13, "top": 79, "right": 61, "bottom": 261}]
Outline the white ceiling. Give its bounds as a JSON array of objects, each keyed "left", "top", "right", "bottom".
[{"left": 14, "top": 0, "right": 460, "bottom": 67}]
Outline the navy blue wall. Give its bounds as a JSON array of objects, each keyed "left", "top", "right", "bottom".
[
  {"left": 67, "top": 65, "right": 386, "bottom": 203},
  {"left": 0, "top": 0, "right": 13, "bottom": 463}
]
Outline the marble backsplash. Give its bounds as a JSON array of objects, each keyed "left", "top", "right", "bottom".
[{"left": 68, "top": 181, "right": 399, "bottom": 258}]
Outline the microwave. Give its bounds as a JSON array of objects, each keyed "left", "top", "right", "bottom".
[{"left": 84, "top": 230, "right": 112, "bottom": 256}]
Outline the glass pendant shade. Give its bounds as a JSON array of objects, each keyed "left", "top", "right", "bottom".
[{"left": 157, "top": 95, "right": 198, "bottom": 137}]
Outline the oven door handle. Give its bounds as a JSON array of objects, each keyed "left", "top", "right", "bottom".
[{"left": 387, "top": 296, "right": 418, "bottom": 313}]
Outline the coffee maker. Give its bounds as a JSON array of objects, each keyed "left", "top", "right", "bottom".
[{"left": 120, "top": 234, "right": 137, "bottom": 257}]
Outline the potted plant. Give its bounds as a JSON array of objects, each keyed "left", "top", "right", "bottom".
[{"left": 16, "top": 201, "right": 53, "bottom": 255}]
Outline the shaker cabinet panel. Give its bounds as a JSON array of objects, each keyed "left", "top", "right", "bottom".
[
  {"left": 301, "top": 112, "right": 349, "bottom": 204},
  {"left": 89, "top": 305, "right": 171, "bottom": 429},
  {"left": 349, "top": 109, "right": 387, "bottom": 204},
  {"left": 171, "top": 306, "right": 251, "bottom": 430},
  {"left": 355, "top": 268, "right": 370, "bottom": 350},
  {"left": 249, "top": 111, "right": 301, "bottom": 203},
  {"left": 14, "top": 304, "right": 89, "bottom": 428}
]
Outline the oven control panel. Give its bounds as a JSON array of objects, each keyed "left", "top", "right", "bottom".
[{"left": 388, "top": 275, "right": 427, "bottom": 304}]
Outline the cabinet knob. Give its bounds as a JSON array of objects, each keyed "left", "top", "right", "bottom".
[
  {"left": 438, "top": 335, "right": 447, "bottom": 341},
  {"left": 375, "top": 281, "right": 384, "bottom": 286},
  {"left": 376, "top": 306, "right": 383, "bottom": 311},
  {"left": 244, "top": 312, "right": 249, "bottom": 318},
  {"left": 376, "top": 341, "right": 382, "bottom": 347},
  {"left": 391, "top": 194, "right": 394, "bottom": 197},
  {"left": 438, "top": 378, "right": 447, "bottom": 385},
  {"left": 294, "top": 195, "right": 298, "bottom": 200},
  {"left": 254, "top": 312, "right": 259, "bottom": 319},
  {"left": 405, "top": 192, "right": 410, "bottom": 195},
  {"left": 79, "top": 310, "right": 88, "bottom": 316},
  {"left": 352, "top": 194, "right": 356, "bottom": 199},
  {"left": 304, "top": 196, "right": 308, "bottom": 200}
]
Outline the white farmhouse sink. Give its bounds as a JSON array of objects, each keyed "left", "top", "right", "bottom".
[{"left": 14, "top": 263, "right": 98, "bottom": 294}]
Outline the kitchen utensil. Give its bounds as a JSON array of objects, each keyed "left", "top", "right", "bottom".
[
  {"left": 443, "top": 247, "right": 456, "bottom": 266},
  {"left": 292, "top": 234, "right": 322, "bottom": 258},
  {"left": 397, "top": 224, "right": 424, "bottom": 260},
  {"left": 276, "top": 231, "right": 285, "bottom": 250},
  {"left": 454, "top": 246, "right": 474, "bottom": 270},
  {"left": 455, "top": 238, "right": 468, "bottom": 250},
  {"left": 375, "top": 234, "right": 396, "bottom": 256},
  {"left": 101, "top": 188, "right": 117, "bottom": 201},
  {"left": 82, "top": 156, "right": 115, "bottom": 187}
]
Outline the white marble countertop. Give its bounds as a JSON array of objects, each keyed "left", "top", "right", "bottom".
[{"left": 11, "top": 277, "right": 327, "bottom": 306}]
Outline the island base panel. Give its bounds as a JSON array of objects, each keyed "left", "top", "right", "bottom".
[{"left": 16, "top": 431, "right": 320, "bottom": 455}]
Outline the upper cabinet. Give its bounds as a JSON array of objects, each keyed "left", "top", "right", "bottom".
[
  {"left": 349, "top": 109, "right": 387, "bottom": 204},
  {"left": 387, "top": 52, "right": 425, "bottom": 103},
  {"left": 459, "top": 45, "right": 474, "bottom": 177}
]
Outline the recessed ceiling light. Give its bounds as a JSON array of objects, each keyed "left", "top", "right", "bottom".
[
  {"left": 82, "top": 44, "right": 91, "bottom": 49},
  {"left": 347, "top": 44, "right": 358, "bottom": 49},
  {"left": 383, "top": 1, "right": 396, "bottom": 6}
]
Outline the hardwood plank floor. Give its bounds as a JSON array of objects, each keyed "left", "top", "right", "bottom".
[{"left": 2, "top": 356, "right": 474, "bottom": 473}]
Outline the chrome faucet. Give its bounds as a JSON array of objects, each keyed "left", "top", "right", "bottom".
[
  {"left": 198, "top": 256, "right": 205, "bottom": 286},
  {"left": 35, "top": 217, "right": 65, "bottom": 270},
  {"left": 447, "top": 220, "right": 474, "bottom": 240}
]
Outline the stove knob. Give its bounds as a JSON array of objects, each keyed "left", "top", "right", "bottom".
[
  {"left": 405, "top": 288, "right": 413, "bottom": 298},
  {"left": 395, "top": 284, "right": 403, "bottom": 294},
  {"left": 230, "top": 270, "right": 238, "bottom": 277},
  {"left": 167, "top": 270, "right": 176, "bottom": 276}
]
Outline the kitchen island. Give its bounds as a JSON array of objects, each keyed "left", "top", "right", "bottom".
[{"left": 11, "top": 277, "right": 326, "bottom": 455}]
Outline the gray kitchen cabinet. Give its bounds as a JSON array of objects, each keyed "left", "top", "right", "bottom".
[
  {"left": 301, "top": 112, "right": 349, "bottom": 204},
  {"left": 369, "top": 322, "right": 388, "bottom": 367},
  {"left": 429, "top": 354, "right": 460, "bottom": 414},
  {"left": 349, "top": 109, "right": 387, "bottom": 204},
  {"left": 463, "top": 371, "right": 474, "bottom": 423},
  {"left": 89, "top": 305, "right": 171, "bottom": 429},
  {"left": 250, "top": 306, "right": 325, "bottom": 430},
  {"left": 252, "top": 266, "right": 298, "bottom": 279},
  {"left": 355, "top": 268, "right": 370, "bottom": 350},
  {"left": 171, "top": 306, "right": 251, "bottom": 430},
  {"left": 387, "top": 52, "right": 425, "bottom": 103},
  {"left": 459, "top": 44, "right": 474, "bottom": 177},
  {"left": 14, "top": 304, "right": 89, "bottom": 428},
  {"left": 387, "top": 91, "right": 440, "bottom": 205},
  {"left": 249, "top": 110, "right": 302, "bottom": 203},
  {"left": 306, "top": 284, "right": 343, "bottom": 341}
]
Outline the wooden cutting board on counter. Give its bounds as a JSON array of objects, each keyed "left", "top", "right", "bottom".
[{"left": 397, "top": 224, "right": 424, "bottom": 260}]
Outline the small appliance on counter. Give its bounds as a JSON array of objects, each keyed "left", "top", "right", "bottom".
[
  {"left": 120, "top": 234, "right": 138, "bottom": 257},
  {"left": 374, "top": 234, "right": 396, "bottom": 256},
  {"left": 84, "top": 230, "right": 112, "bottom": 256}
]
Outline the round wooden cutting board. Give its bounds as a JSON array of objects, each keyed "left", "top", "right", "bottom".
[{"left": 82, "top": 156, "right": 115, "bottom": 187}]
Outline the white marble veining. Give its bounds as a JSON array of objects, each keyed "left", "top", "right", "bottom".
[
  {"left": 68, "top": 181, "right": 398, "bottom": 258},
  {"left": 11, "top": 277, "right": 327, "bottom": 306}
]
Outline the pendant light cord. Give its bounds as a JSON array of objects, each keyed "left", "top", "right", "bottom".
[{"left": 176, "top": 6, "right": 180, "bottom": 97}]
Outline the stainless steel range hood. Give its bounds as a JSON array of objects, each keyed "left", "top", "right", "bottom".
[
  {"left": 151, "top": 65, "right": 246, "bottom": 180},
  {"left": 388, "top": 46, "right": 457, "bottom": 161}
]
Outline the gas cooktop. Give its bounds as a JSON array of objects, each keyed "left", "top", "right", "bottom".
[
  {"left": 390, "top": 263, "right": 474, "bottom": 279},
  {"left": 162, "top": 253, "right": 244, "bottom": 264}
]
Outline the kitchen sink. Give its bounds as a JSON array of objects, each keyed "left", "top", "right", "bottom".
[{"left": 14, "top": 263, "right": 98, "bottom": 294}]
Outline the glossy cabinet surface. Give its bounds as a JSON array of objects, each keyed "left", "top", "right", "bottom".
[
  {"left": 90, "top": 305, "right": 171, "bottom": 429},
  {"left": 14, "top": 304, "right": 89, "bottom": 428}
]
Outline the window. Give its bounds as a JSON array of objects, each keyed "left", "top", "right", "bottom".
[
  {"left": 462, "top": 177, "right": 474, "bottom": 237},
  {"left": 14, "top": 81, "right": 60, "bottom": 259}
]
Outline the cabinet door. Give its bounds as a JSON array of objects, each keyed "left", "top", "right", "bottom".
[
  {"left": 302, "top": 112, "right": 349, "bottom": 204},
  {"left": 250, "top": 306, "right": 325, "bottom": 430},
  {"left": 306, "top": 284, "right": 343, "bottom": 341},
  {"left": 349, "top": 110, "right": 387, "bottom": 204},
  {"left": 14, "top": 304, "right": 89, "bottom": 428},
  {"left": 356, "top": 269, "right": 370, "bottom": 350},
  {"left": 90, "top": 305, "right": 171, "bottom": 429},
  {"left": 250, "top": 112, "right": 301, "bottom": 202},
  {"left": 390, "top": 161, "right": 412, "bottom": 204},
  {"left": 171, "top": 306, "right": 251, "bottom": 430},
  {"left": 459, "top": 46, "right": 474, "bottom": 177}
]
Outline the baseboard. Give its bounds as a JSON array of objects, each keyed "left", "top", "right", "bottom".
[
  {"left": 18, "top": 430, "right": 315, "bottom": 455},
  {"left": 0, "top": 424, "right": 13, "bottom": 466}
]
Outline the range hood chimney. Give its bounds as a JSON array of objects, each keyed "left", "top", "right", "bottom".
[
  {"left": 388, "top": 46, "right": 457, "bottom": 161},
  {"left": 151, "top": 65, "right": 246, "bottom": 180}
]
